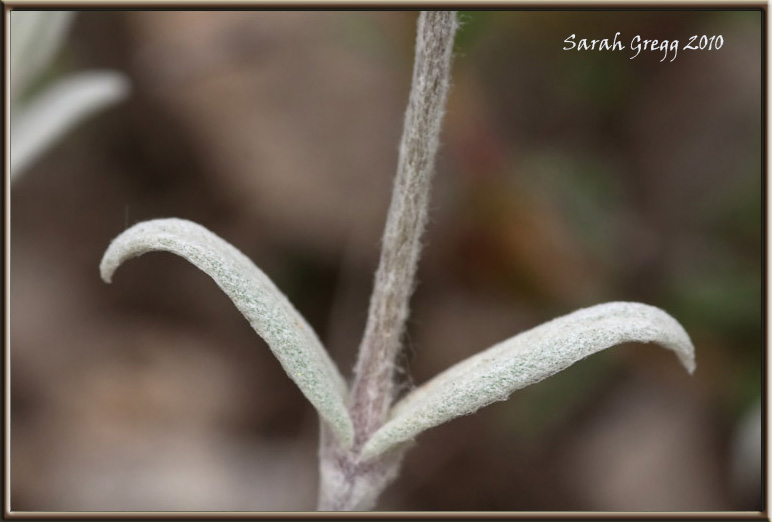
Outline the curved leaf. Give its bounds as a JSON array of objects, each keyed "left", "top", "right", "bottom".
[
  {"left": 362, "top": 301, "right": 695, "bottom": 459},
  {"left": 100, "top": 218, "right": 354, "bottom": 446}
]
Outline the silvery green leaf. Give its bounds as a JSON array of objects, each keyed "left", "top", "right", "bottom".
[
  {"left": 362, "top": 301, "right": 695, "bottom": 460},
  {"left": 11, "top": 11, "right": 75, "bottom": 97},
  {"left": 11, "top": 71, "right": 130, "bottom": 178},
  {"left": 100, "top": 218, "right": 355, "bottom": 447}
]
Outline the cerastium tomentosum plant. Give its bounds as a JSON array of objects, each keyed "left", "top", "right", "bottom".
[{"left": 100, "top": 12, "right": 695, "bottom": 511}]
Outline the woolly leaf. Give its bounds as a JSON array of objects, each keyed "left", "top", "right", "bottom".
[
  {"left": 362, "top": 301, "right": 695, "bottom": 459},
  {"left": 100, "top": 218, "right": 354, "bottom": 447}
]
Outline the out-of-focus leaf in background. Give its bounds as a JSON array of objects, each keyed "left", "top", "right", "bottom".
[{"left": 11, "top": 11, "right": 130, "bottom": 179}]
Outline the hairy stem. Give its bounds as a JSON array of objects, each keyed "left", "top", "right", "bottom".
[
  {"left": 350, "top": 11, "right": 458, "bottom": 444},
  {"left": 317, "top": 12, "right": 457, "bottom": 511}
]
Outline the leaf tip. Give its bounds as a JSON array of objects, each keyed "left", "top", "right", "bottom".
[
  {"left": 682, "top": 349, "right": 697, "bottom": 375},
  {"left": 99, "top": 256, "right": 114, "bottom": 284},
  {"left": 99, "top": 237, "right": 123, "bottom": 284}
]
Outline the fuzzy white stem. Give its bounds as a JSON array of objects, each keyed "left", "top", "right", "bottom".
[{"left": 350, "top": 10, "right": 458, "bottom": 443}]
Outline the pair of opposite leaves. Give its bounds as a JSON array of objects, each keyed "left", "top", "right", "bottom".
[{"left": 100, "top": 218, "right": 695, "bottom": 460}]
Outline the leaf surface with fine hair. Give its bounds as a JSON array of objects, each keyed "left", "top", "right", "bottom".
[
  {"left": 100, "top": 218, "right": 354, "bottom": 446},
  {"left": 362, "top": 301, "right": 695, "bottom": 459}
]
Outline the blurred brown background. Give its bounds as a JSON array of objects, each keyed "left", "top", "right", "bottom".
[{"left": 10, "top": 10, "right": 762, "bottom": 512}]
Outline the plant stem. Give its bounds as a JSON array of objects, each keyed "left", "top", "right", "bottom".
[
  {"left": 317, "top": 12, "right": 457, "bottom": 511},
  {"left": 350, "top": 10, "right": 458, "bottom": 445}
]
